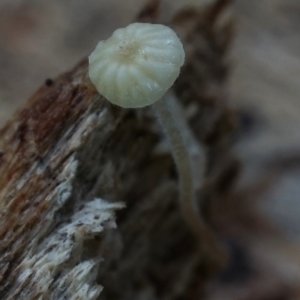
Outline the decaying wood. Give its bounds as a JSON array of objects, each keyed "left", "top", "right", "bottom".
[{"left": 0, "top": 0, "right": 237, "bottom": 299}]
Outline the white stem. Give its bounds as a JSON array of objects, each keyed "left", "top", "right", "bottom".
[{"left": 153, "top": 92, "right": 223, "bottom": 260}]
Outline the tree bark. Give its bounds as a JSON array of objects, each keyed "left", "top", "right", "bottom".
[{"left": 0, "top": 1, "right": 238, "bottom": 299}]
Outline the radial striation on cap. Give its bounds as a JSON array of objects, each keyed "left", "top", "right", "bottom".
[{"left": 88, "top": 22, "right": 185, "bottom": 108}]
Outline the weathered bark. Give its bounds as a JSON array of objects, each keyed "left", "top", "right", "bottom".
[{"left": 0, "top": 0, "right": 237, "bottom": 299}]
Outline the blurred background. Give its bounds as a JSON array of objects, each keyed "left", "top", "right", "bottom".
[{"left": 1, "top": 0, "right": 300, "bottom": 299}]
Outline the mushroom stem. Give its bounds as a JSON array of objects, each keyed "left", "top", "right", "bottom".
[{"left": 153, "top": 92, "right": 224, "bottom": 261}]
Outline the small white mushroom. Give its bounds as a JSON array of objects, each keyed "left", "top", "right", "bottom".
[
  {"left": 89, "top": 23, "right": 223, "bottom": 262},
  {"left": 88, "top": 22, "right": 185, "bottom": 108}
]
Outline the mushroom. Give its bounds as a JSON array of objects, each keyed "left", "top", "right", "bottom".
[{"left": 88, "top": 23, "right": 223, "bottom": 260}]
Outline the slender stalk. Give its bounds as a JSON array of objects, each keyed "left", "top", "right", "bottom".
[{"left": 153, "top": 92, "right": 225, "bottom": 263}]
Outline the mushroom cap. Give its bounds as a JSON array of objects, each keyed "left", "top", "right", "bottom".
[{"left": 88, "top": 23, "right": 185, "bottom": 108}]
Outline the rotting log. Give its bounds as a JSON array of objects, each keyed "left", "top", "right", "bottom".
[{"left": 0, "top": 0, "right": 238, "bottom": 299}]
